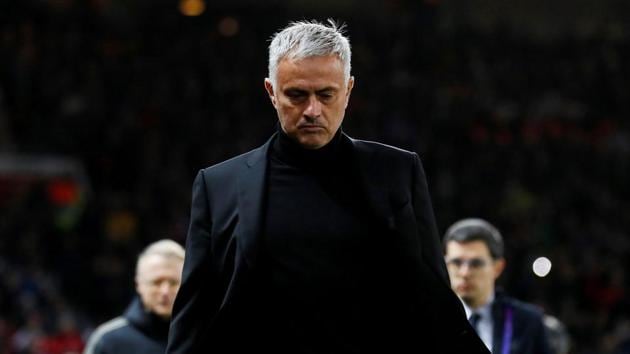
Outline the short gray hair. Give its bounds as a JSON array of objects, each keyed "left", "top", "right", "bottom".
[
  {"left": 135, "top": 239, "right": 185, "bottom": 276},
  {"left": 268, "top": 19, "right": 352, "bottom": 88}
]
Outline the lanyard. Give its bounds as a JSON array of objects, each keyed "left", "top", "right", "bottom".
[{"left": 500, "top": 307, "right": 514, "bottom": 354}]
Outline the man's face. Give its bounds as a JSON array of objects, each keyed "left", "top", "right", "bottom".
[
  {"left": 445, "top": 240, "right": 505, "bottom": 309},
  {"left": 135, "top": 254, "right": 183, "bottom": 319},
  {"left": 265, "top": 55, "right": 354, "bottom": 149}
]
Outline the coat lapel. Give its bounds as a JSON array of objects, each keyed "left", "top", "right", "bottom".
[
  {"left": 346, "top": 136, "right": 395, "bottom": 228},
  {"left": 236, "top": 135, "right": 275, "bottom": 267}
]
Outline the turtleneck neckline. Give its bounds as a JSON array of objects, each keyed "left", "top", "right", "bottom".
[
  {"left": 272, "top": 126, "right": 345, "bottom": 170},
  {"left": 125, "top": 297, "right": 171, "bottom": 339}
]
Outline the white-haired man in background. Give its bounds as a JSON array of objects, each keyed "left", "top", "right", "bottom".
[{"left": 84, "top": 239, "right": 184, "bottom": 354}]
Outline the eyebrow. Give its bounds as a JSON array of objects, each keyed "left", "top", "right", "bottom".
[
  {"left": 316, "top": 88, "right": 338, "bottom": 95},
  {"left": 283, "top": 86, "right": 339, "bottom": 94}
]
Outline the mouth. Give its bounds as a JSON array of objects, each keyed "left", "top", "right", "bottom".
[
  {"left": 298, "top": 124, "right": 325, "bottom": 132},
  {"left": 457, "top": 284, "right": 473, "bottom": 292}
]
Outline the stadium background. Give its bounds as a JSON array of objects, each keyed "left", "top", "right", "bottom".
[{"left": 1, "top": 0, "right": 630, "bottom": 353}]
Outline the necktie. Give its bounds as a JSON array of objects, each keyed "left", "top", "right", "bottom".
[{"left": 468, "top": 312, "right": 481, "bottom": 332}]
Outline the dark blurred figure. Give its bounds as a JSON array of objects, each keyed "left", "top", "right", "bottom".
[
  {"left": 543, "top": 314, "right": 571, "bottom": 354},
  {"left": 83, "top": 240, "right": 184, "bottom": 354},
  {"left": 618, "top": 340, "right": 630, "bottom": 354},
  {"left": 444, "top": 218, "right": 552, "bottom": 354}
]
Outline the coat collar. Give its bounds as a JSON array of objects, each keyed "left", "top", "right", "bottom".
[
  {"left": 236, "top": 132, "right": 394, "bottom": 267},
  {"left": 124, "top": 296, "right": 170, "bottom": 340}
]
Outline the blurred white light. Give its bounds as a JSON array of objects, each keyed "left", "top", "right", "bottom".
[{"left": 532, "top": 257, "right": 552, "bottom": 277}]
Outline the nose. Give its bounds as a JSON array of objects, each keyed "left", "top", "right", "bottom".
[
  {"left": 457, "top": 263, "right": 474, "bottom": 276},
  {"left": 304, "top": 95, "right": 322, "bottom": 118},
  {"left": 158, "top": 281, "right": 172, "bottom": 295}
]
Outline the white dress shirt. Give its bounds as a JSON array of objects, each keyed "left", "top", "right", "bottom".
[{"left": 462, "top": 295, "right": 494, "bottom": 352}]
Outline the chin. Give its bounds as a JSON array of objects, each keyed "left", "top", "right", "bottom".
[
  {"left": 460, "top": 295, "right": 479, "bottom": 307},
  {"left": 155, "top": 310, "right": 171, "bottom": 319},
  {"left": 298, "top": 139, "right": 326, "bottom": 149}
]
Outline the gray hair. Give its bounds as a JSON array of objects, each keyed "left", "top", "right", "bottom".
[
  {"left": 267, "top": 19, "right": 352, "bottom": 88},
  {"left": 135, "top": 239, "right": 185, "bottom": 276},
  {"left": 443, "top": 218, "right": 505, "bottom": 259}
]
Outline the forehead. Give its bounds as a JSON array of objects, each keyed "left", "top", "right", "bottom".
[
  {"left": 446, "top": 240, "right": 492, "bottom": 258},
  {"left": 137, "top": 254, "right": 183, "bottom": 278},
  {"left": 276, "top": 55, "right": 345, "bottom": 88}
]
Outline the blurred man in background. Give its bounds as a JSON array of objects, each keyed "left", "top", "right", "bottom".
[
  {"left": 83, "top": 239, "right": 184, "bottom": 354},
  {"left": 444, "top": 218, "right": 552, "bottom": 354}
]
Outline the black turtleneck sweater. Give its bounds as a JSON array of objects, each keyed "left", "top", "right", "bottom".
[{"left": 255, "top": 129, "right": 386, "bottom": 353}]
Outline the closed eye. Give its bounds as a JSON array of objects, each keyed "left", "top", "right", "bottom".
[
  {"left": 316, "top": 89, "right": 335, "bottom": 100},
  {"left": 284, "top": 89, "right": 307, "bottom": 99}
]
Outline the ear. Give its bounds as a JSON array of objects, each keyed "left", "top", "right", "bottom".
[
  {"left": 493, "top": 258, "right": 506, "bottom": 280},
  {"left": 264, "top": 78, "right": 277, "bottom": 108},
  {"left": 344, "top": 76, "right": 355, "bottom": 108}
]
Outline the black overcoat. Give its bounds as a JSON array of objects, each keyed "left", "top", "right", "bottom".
[{"left": 167, "top": 133, "right": 489, "bottom": 354}]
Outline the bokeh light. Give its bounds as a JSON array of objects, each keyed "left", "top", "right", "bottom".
[
  {"left": 533, "top": 257, "right": 552, "bottom": 277},
  {"left": 218, "top": 16, "right": 239, "bottom": 37},
  {"left": 179, "top": 0, "right": 205, "bottom": 17}
]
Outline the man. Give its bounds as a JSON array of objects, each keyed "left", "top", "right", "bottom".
[
  {"left": 443, "top": 218, "right": 552, "bottom": 354},
  {"left": 543, "top": 315, "right": 570, "bottom": 354},
  {"left": 167, "top": 20, "right": 488, "bottom": 354},
  {"left": 84, "top": 239, "right": 184, "bottom": 354}
]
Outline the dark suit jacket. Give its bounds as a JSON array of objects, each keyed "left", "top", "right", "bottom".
[
  {"left": 167, "top": 133, "right": 489, "bottom": 354},
  {"left": 491, "top": 292, "right": 552, "bottom": 354}
]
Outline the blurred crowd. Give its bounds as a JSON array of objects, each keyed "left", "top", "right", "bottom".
[{"left": 1, "top": 0, "right": 629, "bottom": 353}]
